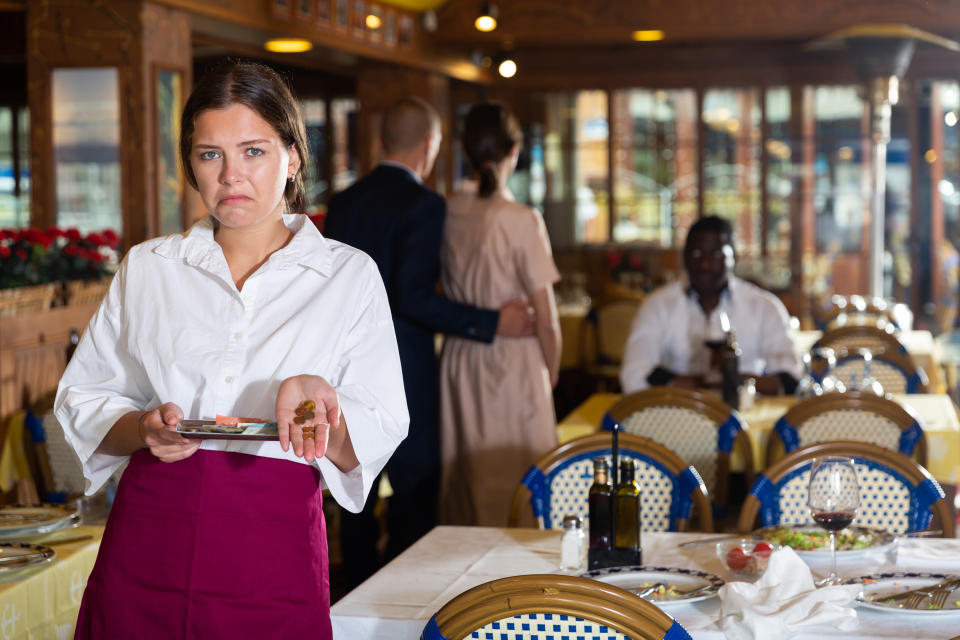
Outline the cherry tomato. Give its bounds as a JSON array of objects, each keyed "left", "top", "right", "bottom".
[
  {"left": 725, "top": 547, "right": 749, "bottom": 570},
  {"left": 753, "top": 542, "right": 774, "bottom": 558}
]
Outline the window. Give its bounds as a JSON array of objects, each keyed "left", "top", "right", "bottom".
[
  {"left": 0, "top": 106, "right": 29, "bottom": 228},
  {"left": 611, "top": 88, "right": 697, "bottom": 246},
  {"left": 52, "top": 68, "right": 122, "bottom": 233},
  {"left": 300, "top": 98, "right": 327, "bottom": 212}
]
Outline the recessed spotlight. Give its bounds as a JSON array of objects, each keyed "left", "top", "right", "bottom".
[
  {"left": 631, "top": 30, "right": 664, "bottom": 42},
  {"left": 475, "top": 3, "right": 498, "bottom": 32},
  {"left": 498, "top": 58, "right": 517, "bottom": 78},
  {"left": 365, "top": 13, "right": 381, "bottom": 29},
  {"left": 264, "top": 38, "right": 313, "bottom": 53}
]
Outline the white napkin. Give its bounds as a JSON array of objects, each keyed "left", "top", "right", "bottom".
[
  {"left": 718, "top": 547, "right": 860, "bottom": 640},
  {"left": 896, "top": 538, "right": 960, "bottom": 572}
]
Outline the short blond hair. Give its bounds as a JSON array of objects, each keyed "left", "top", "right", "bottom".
[{"left": 381, "top": 96, "right": 440, "bottom": 154}]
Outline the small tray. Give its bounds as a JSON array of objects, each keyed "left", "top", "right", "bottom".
[
  {"left": 0, "top": 504, "right": 80, "bottom": 539},
  {"left": 176, "top": 420, "right": 279, "bottom": 440}
]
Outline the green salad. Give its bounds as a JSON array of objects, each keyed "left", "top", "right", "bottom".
[{"left": 765, "top": 526, "right": 874, "bottom": 551}]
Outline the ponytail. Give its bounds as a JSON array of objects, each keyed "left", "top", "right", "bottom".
[{"left": 463, "top": 102, "right": 522, "bottom": 200}]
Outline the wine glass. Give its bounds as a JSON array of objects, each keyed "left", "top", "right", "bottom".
[{"left": 807, "top": 456, "right": 859, "bottom": 586}]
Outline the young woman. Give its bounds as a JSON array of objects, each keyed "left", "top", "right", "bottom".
[
  {"left": 55, "top": 62, "right": 408, "bottom": 638},
  {"left": 438, "top": 102, "right": 561, "bottom": 527}
]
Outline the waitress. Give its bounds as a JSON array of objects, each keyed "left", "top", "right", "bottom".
[{"left": 54, "top": 61, "right": 408, "bottom": 639}]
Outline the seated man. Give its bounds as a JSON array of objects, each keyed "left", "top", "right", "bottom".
[{"left": 620, "top": 216, "right": 802, "bottom": 395}]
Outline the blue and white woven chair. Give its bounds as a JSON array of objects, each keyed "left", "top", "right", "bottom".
[
  {"left": 738, "top": 440, "right": 954, "bottom": 537},
  {"left": 601, "top": 387, "right": 750, "bottom": 514},
  {"left": 508, "top": 433, "right": 713, "bottom": 533},
  {"left": 768, "top": 390, "right": 927, "bottom": 467},
  {"left": 420, "top": 574, "right": 693, "bottom": 640},
  {"left": 811, "top": 324, "right": 907, "bottom": 358},
  {"left": 814, "top": 295, "right": 899, "bottom": 332},
  {"left": 827, "top": 349, "right": 928, "bottom": 394}
]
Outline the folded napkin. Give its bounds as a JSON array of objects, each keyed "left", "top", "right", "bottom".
[
  {"left": 896, "top": 537, "right": 960, "bottom": 572},
  {"left": 718, "top": 547, "right": 860, "bottom": 640}
]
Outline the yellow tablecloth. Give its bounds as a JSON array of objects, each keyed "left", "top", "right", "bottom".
[
  {"left": 0, "top": 525, "right": 102, "bottom": 640},
  {"left": 557, "top": 393, "right": 960, "bottom": 483}
]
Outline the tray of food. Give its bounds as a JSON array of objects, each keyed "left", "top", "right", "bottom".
[{"left": 176, "top": 415, "right": 279, "bottom": 440}]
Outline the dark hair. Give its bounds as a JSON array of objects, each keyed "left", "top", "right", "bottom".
[
  {"left": 180, "top": 61, "right": 310, "bottom": 213},
  {"left": 685, "top": 215, "right": 734, "bottom": 252},
  {"left": 381, "top": 96, "right": 439, "bottom": 155},
  {"left": 462, "top": 102, "right": 522, "bottom": 198}
]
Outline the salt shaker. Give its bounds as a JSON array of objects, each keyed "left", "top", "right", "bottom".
[{"left": 560, "top": 515, "right": 585, "bottom": 570}]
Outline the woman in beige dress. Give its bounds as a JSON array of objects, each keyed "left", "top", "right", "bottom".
[{"left": 439, "top": 102, "right": 561, "bottom": 526}]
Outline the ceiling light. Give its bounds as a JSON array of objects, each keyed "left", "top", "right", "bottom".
[
  {"left": 498, "top": 58, "right": 517, "bottom": 78},
  {"left": 631, "top": 30, "right": 664, "bottom": 42},
  {"left": 365, "top": 13, "right": 382, "bottom": 29},
  {"left": 475, "top": 3, "right": 498, "bottom": 32},
  {"left": 264, "top": 38, "right": 313, "bottom": 53},
  {"left": 946, "top": 111, "right": 958, "bottom": 127}
]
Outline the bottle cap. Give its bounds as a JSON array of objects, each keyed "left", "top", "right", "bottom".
[
  {"left": 619, "top": 458, "right": 636, "bottom": 472},
  {"left": 592, "top": 456, "right": 609, "bottom": 469},
  {"left": 562, "top": 515, "right": 583, "bottom": 529}
]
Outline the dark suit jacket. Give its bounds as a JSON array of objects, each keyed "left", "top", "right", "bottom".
[{"left": 324, "top": 164, "right": 498, "bottom": 488}]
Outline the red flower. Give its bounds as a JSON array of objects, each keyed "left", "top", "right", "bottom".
[
  {"left": 64, "top": 244, "right": 79, "bottom": 256},
  {"left": 45, "top": 226, "right": 66, "bottom": 238},
  {"left": 606, "top": 249, "right": 622, "bottom": 268},
  {"left": 65, "top": 228, "right": 82, "bottom": 242},
  {"left": 0, "top": 246, "right": 10, "bottom": 259},
  {"left": 85, "top": 232, "right": 104, "bottom": 246},
  {"left": 87, "top": 250, "right": 104, "bottom": 263},
  {"left": 15, "top": 248, "right": 26, "bottom": 260},
  {"left": 102, "top": 229, "right": 120, "bottom": 246},
  {"left": 628, "top": 254, "right": 645, "bottom": 270}
]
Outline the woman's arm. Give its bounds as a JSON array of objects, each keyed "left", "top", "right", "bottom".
[
  {"left": 530, "top": 285, "right": 561, "bottom": 387},
  {"left": 95, "top": 403, "right": 201, "bottom": 463}
]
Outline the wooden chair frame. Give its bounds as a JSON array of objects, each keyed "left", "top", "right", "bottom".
[
  {"left": 815, "top": 295, "right": 898, "bottom": 331},
  {"left": 766, "top": 390, "right": 928, "bottom": 467},
  {"left": 739, "top": 440, "right": 954, "bottom": 537},
  {"left": 423, "top": 574, "right": 690, "bottom": 640},
  {"left": 812, "top": 325, "right": 907, "bottom": 357},
  {"left": 578, "top": 297, "right": 642, "bottom": 390},
  {"left": 602, "top": 387, "right": 753, "bottom": 511},
  {"left": 508, "top": 432, "right": 714, "bottom": 533}
]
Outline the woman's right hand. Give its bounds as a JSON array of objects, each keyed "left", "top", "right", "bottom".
[{"left": 138, "top": 402, "right": 201, "bottom": 463}]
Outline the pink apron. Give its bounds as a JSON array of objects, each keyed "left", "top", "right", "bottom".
[{"left": 75, "top": 449, "right": 331, "bottom": 639}]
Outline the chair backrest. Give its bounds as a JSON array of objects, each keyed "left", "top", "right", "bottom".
[
  {"left": 601, "top": 387, "right": 750, "bottom": 510},
  {"left": 508, "top": 433, "right": 713, "bottom": 533},
  {"left": 738, "top": 440, "right": 954, "bottom": 537},
  {"left": 769, "top": 391, "right": 927, "bottom": 466},
  {"left": 422, "top": 574, "right": 693, "bottom": 640},
  {"left": 815, "top": 295, "right": 899, "bottom": 331},
  {"left": 812, "top": 325, "right": 907, "bottom": 357},
  {"left": 580, "top": 297, "right": 642, "bottom": 368},
  {"left": 828, "top": 350, "right": 928, "bottom": 394}
]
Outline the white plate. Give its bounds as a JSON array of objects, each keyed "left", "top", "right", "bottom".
[
  {"left": 0, "top": 543, "right": 55, "bottom": 579},
  {"left": 845, "top": 572, "right": 960, "bottom": 615},
  {"left": 0, "top": 504, "right": 80, "bottom": 539},
  {"left": 581, "top": 565, "right": 724, "bottom": 606},
  {"left": 755, "top": 525, "right": 898, "bottom": 562}
]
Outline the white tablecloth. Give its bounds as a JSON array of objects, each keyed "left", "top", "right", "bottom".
[{"left": 330, "top": 526, "right": 960, "bottom": 640}]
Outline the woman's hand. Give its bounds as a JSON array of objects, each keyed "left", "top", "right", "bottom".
[
  {"left": 276, "top": 375, "right": 341, "bottom": 463},
  {"left": 138, "top": 402, "right": 201, "bottom": 463}
]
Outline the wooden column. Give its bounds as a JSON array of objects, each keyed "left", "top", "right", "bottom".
[{"left": 27, "top": 0, "right": 191, "bottom": 246}]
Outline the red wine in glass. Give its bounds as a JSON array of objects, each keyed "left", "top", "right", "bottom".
[
  {"left": 807, "top": 456, "right": 859, "bottom": 586},
  {"left": 812, "top": 511, "right": 855, "bottom": 532}
]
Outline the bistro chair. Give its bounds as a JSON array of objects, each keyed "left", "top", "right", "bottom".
[
  {"left": 767, "top": 390, "right": 927, "bottom": 466},
  {"left": 421, "top": 574, "right": 693, "bottom": 640},
  {"left": 828, "top": 349, "right": 928, "bottom": 394},
  {"left": 738, "top": 440, "right": 954, "bottom": 537},
  {"left": 579, "top": 296, "right": 642, "bottom": 391},
  {"left": 811, "top": 324, "right": 907, "bottom": 358},
  {"left": 601, "top": 387, "right": 751, "bottom": 514},
  {"left": 814, "top": 294, "right": 899, "bottom": 332},
  {"left": 508, "top": 433, "right": 714, "bottom": 533}
]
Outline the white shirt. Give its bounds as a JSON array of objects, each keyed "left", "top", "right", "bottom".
[
  {"left": 619, "top": 276, "right": 802, "bottom": 393},
  {"left": 54, "top": 214, "right": 409, "bottom": 513}
]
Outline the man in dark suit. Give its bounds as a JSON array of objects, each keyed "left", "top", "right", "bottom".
[{"left": 324, "top": 96, "right": 534, "bottom": 588}]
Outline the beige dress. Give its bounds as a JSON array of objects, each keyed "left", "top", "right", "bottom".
[{"left": 439, "top": 184, "right": 561, "bottom": 527}]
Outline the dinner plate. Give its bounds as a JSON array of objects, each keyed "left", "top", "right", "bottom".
[
  {"left": 0, "top": 543, "right": 55, "bottom": 577},
  {"left": 0, "top": 504, "right": 80, "bottom": 539},
  {"left": 581, "top": 565, "right": 724, "bottom": 606},
  {"left": 844, "top": 571, "right": 960, "bottom": 615},
  {"left": 753, "top": 525, "right": 898, "bottom": 561}
]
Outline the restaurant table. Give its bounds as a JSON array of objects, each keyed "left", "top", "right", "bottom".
[
  {"left": 329, "top": 525, "right": 958, "bottom": 640},
  {"left": 0, "top": 525, "right": 102, "bottom": 640},
  {"left": 556, "top": 393, "right": 960, "bottom": 484}
]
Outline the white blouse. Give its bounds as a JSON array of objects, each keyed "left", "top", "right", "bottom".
[{"left": 54, "top": 214, "right": 409, "bottom": 513}]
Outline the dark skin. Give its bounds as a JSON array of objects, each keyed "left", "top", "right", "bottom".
[{"left": 669, "top": 228, "right": 783, "bottom": 395}]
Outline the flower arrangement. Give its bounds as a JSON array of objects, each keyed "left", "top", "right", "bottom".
[{"left": 0, "top": 227, "right": 121, "bottom": 289}]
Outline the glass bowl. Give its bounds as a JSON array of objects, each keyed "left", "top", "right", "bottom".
[{"left": 716, "top": 538, "right": 779, "bottom": 580}]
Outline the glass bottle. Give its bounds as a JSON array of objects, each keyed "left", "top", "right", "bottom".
[
  {"left": 614, "top": 458, "right": 642, "bottom": 565},
  {"left": 560, "top": 515, "right": 585, "bottom": 570},
  {"left": 588, "top": 457, "right": 613, "bottom": 568},
  {"left": 720, "top": 329, "right": 741, "bottom": 409}
]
